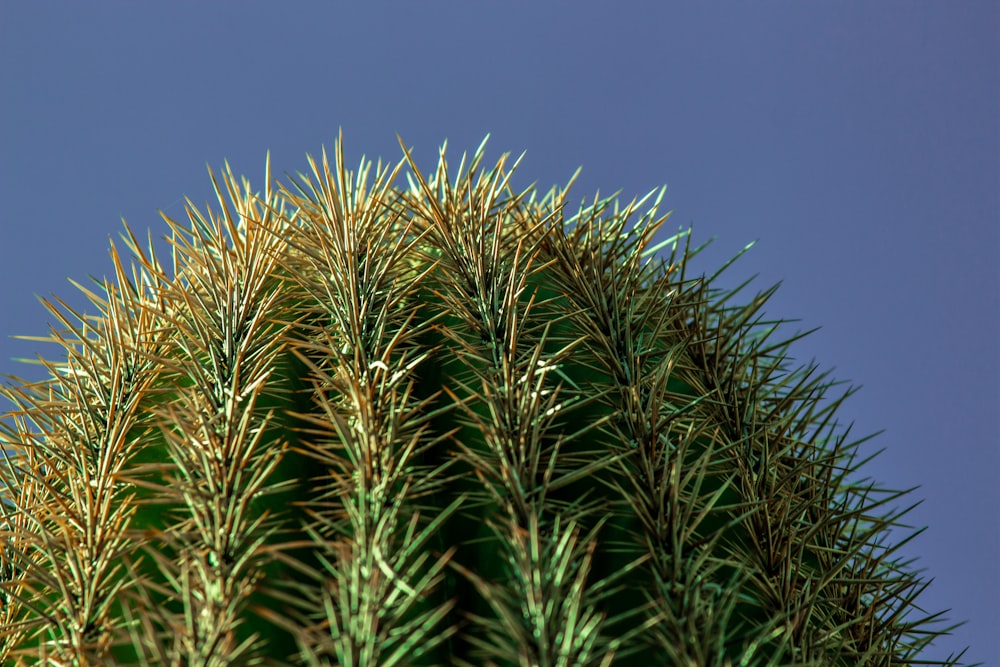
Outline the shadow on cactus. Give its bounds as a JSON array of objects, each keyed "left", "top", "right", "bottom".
[{"left": 0, "top": 134, "right": 972, "bottom": 666}]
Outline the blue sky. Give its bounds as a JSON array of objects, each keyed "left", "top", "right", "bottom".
[{"left": 1, "top": 3, "right": 997, "bottom": 663}]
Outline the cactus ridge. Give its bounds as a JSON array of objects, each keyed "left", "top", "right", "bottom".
[{"left": 0, "top": 134, "right": 969, "bottom": 666}]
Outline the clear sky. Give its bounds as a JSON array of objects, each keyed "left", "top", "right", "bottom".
[{"left": 1, "top": 3, "right": 997, "bottom": 664}]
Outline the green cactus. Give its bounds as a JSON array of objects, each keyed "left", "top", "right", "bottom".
[{"left": 0, "top": 134, "right": 969, "bottom": 666}]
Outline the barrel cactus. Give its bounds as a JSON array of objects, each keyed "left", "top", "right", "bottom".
[{"left": 0, "top": 134, "right": 967, "bottom": 666}]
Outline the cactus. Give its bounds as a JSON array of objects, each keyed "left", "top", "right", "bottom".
[{"left": 0, "top": 134, "right": 968, "bottom": 666}]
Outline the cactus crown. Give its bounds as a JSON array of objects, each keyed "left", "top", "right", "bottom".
[{"left": 0, "top": 134, "right": 966, "bottom": 666}]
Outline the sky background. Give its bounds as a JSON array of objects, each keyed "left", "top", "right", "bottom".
[{"left": 1, "top": 3, "right": 997, "bottom": 663}]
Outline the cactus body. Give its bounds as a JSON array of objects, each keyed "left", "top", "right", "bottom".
[{"left": 0, "top": 136, "right": 966, "bottom": 666}]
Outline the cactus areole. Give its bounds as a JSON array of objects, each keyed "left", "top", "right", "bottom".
[{"left": 0, "top": 135, "right": 967, "bottom": 666}]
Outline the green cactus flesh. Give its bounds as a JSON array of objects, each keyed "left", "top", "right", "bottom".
[{"left": 0, "top": 136, "right": 968, "bottom": 666}]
